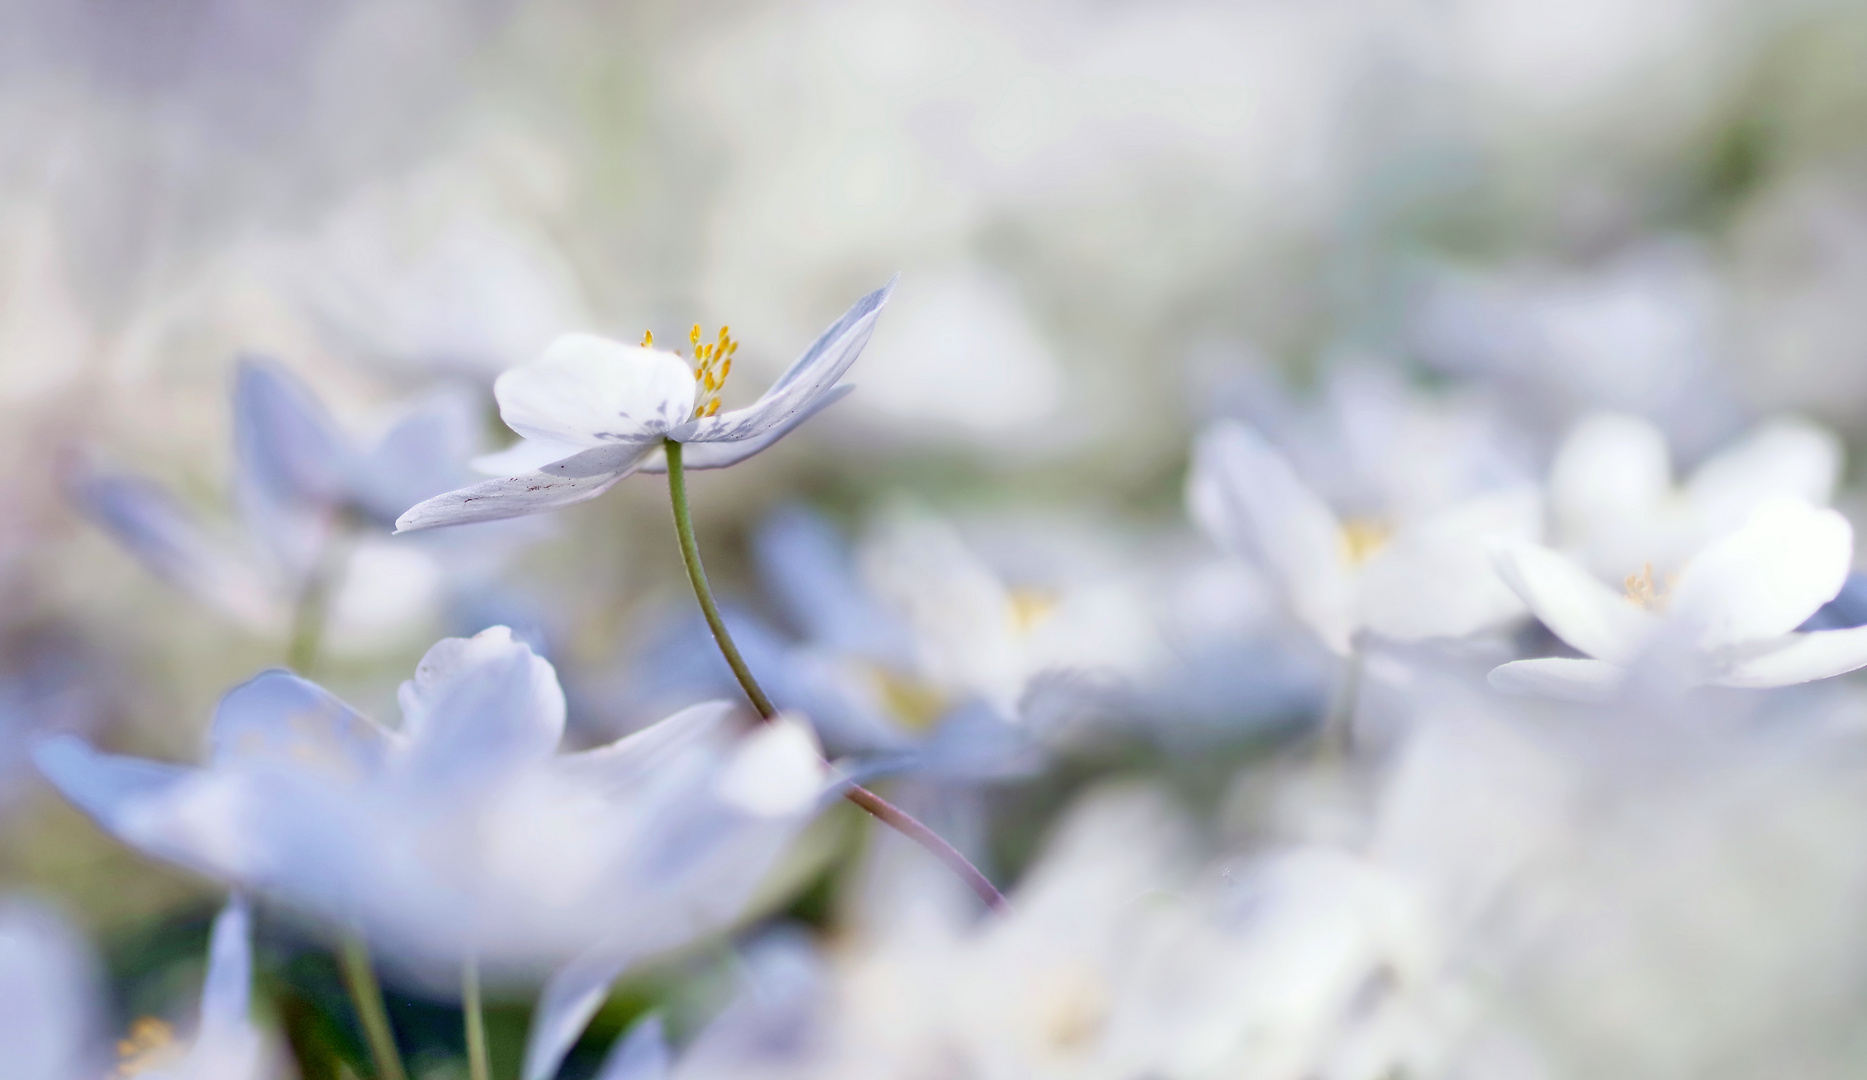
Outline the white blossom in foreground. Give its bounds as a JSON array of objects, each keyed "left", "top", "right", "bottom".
[
  {"left": 1490, "top": 497, "right": 1867, "bottom": 698},
  {"left": 0, "top": 897, "right": 273, "bottom": 1080},
  {"left": 395, "top": 280, "right": 894, "bottom": 532},
  {"left": 1190, "top": 419, "right": 1539, "bottom": 655},
  {"left": 34, "top": 628, "right": 830, "bottom": 987}
]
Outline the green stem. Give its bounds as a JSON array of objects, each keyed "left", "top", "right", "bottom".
[
  {"left": 463, "top": 958, "right": 490, "bottom": 1080},
  {"left": 338, "top": 934, "right": 408, "bottom": 1080},
  {"left": 662, "top": 439, "right": 1008, "bottom": 912}
]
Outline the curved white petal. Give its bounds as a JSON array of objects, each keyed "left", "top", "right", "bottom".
[
  {"left": 1358, "top": 488, "right": 1539, "bottom": 642},
  {"left": 1686, "top": 416, "right": 1841, "bottom": 531},
  {"left": 713, "top": 716, "right": 827, "bottom": 817},
  {"left": 394, "top": 442, "right": 655, "bottom": 532},
  {"left": 524, "top": 948, "right": 640, "bottom": 1080},
  {"left": 595, "top": 1015, "right": 671, "bottom": 1080},
  {"left": 471, "top": 437, "right": 587, "bottom": 476},
  {"left": 1190, "top": 421, "right": 1355, "bottom": 653},
  {"left": 496, "top": 336, "right": 695, "bottom": 447},
  {"left": 1669, "top": 497, "right": 1852, "bottom": 649},
  {"left": 211, "top": 670, "right": 394, "bottom": 775},
  {"left": 674, "top": 279, "right": 892, "bottom": 444},
  {"left": 1713, "top": 625, "right": 1867, "bottom": 688},
  {"left": 640, "top": 384, "right": 855, "bottom": 473},
  {"left": 1489, "top": 540, "right": 1654, "bottom": 662},
  {"left": 1549, "top": 412, "right": 1671, "bottom": 542},
  {"left": 396, "top": 628, "right": 566, "bottom": 780},
  {"left": 1487, "top": 657, "right": 1626, "bottom": 701}
]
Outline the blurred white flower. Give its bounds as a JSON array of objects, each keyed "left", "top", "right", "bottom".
[
  {"left": 69, "top": 359, "right": 525, "bottom": 647},
  {"left": 1490, "top": 497, "right": 1867, "bottom": 698},
  {"left": 0, "top": 896, "right": 274, "bottom": 1080},
  {"left": 1190, "top": 417, "right": 1539, "bottom": 655},
  {"left": 33, "top": 627, "right": 831, "bottom": 990},
  {"left": 396, "top": 281, "right": 894, "bottom": 532}
]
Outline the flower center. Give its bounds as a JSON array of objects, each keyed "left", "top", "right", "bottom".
[
  {"left": 1623, "top": 562, "right": 1672, "bottom": 611},
  {"left": 642, "top": 325, "right": 740, "bottom": 419},
  {"left": 1339, "top": 518, "right": 1391, "bottom": 566},
  {"left": 116, "top": 1017, "right": 182, "bottom": 1076},
  {"left": 866, "top": 664, "right": 950, "bottom": 731},
  {"left": 1006, "top": 587, "right": 1059, "bottom": 633}
]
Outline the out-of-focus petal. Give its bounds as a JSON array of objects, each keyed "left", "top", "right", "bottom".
[
  {"left": 1549, "top": 412, "right": 1670, "bottom": 540},
  {"left": 1713, "top": 626, "right": 1867, "bottom": 688},
  {"left": 1486, "top": 657, "right": 1626, "bottom": 701},
  {"left": 496, "top": 336, "right": 695, "bottom": 447},
  {"left": 1669, "top": 497, "right": 1852, "bottom": 649},
  {"left": 31, "top": 737, "right": 201, "bottom": 863},
  {"left": 0, "top": 899, "right": 105, "bottom": 1080},
  {"left": 346, "top": 389, "right": 484, "bottom": 524},
  {"left": 195, "top": 898, "right": 254, "bottom": 1046},
  {"left": 395, "top": 628, "right": 565, "bottom": 781},
  {"left": 66, "top": 468, "right": 281, "bottom": 628},
  {"left": 639, "top": 384, "right": 855, "bottom": 473},
  {"left": 1685, "top": 417, "right": 1841, "bottom": 530},
  {"left": 1358, "top": 488, "right": 1539, "bottom": 642},
  {"left": 713, "top": 716, "right": 826, "bottom": 817},
  {"left": 594, "top": 1014, "right": 672, "bottom": 1080},
  {"left": 232, "top": 359, "right": 350, "bottom": 575},
  {"left": 674, "top": 279, "right": 893, "bottom": 444},
  {"left": 744, "top": 504, "right": 912, "bottom": 661},
  {"left": 524, "top": 947, "right": 640, "bottom": 1080},
  {"left": 394, "top": 442, "right": 656, "bottom": 532},
  {"left": 211, "top": 670, "right": 394, "bottom": 776},
  {"left": 1489, "top": 541, "right": 1653, "bottom": 663},
  {"left": 555, "top": 700, "right": 741, "bottom": 792},
  {"left": 1190, "top": 421, "right": 1354, "bottom": 653}
]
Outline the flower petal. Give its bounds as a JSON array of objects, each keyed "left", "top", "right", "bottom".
[
  {"left": 1549, "top": 412, "right": 1671, "bottom": 542},
  {"left": 1358, "top": 488, "right": 1539, "bottom": 642},
  {"left": 1669, "top": 497, "right": 1852, "bottom": 648},
  {"left": 470, "top": 436, "right": 587, "bottom": 476},
  {"left": 674, "top": 279, "right": 893, "bottom": 444},
  {"left": 712, "top": 716, "right": 827, "bottom": 817},
  {"left": 396, "top": 627, "right": 566, "bottom": 781},
  {"left": 211, "top": 670, "right": 394, "bottom": 776},
  {"left": 1489, "top": 540, "right": 1654, "bottom": 662},
  {"left": 66, "top": 467, "right": 281, "bottom": 627},
  {"left": 196, "top": 898, "right": 254, "bottom": 1045},
  {"left": 32, "top": 736, "right": 197, "bottom": 854},
  {"left": 1685, "top": 416, "right": 1841, "bottom": 532},
  {"left": 524, "top": 948, "right": 640, "bottom": 1080},
  {"left": 233, "top": 359, "right": 352, "bottom": 575},
  {"left": 639, "top": 384, "right": 854, "bottom": 472},
  {"left": 595, "top": 1015, "right": 672, "bottom": 1080},
  {"left": 394, "top": 442, "right": 655, "bottom": 532},
  {"left": 1487, "top": 657, "right": 1626, "bottom": 701},
  {"left": 1189, "top": 421, "right": 1355, "bottom": 652},
  {"left": 496, "top": 336, "right": 696, "bottom": 447},
  {"left": 1712, "top": 626, "right": 1867, "bottom": 688}
]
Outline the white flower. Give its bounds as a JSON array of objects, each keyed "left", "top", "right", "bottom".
[
  {"left": 394, "top": 280, "right": 895, "bottom": 532},
  {"left": 1489, "top": 496, "right": 1867, "bottom": 698},
  {"left": 0, "top": 896, "right": 273, "bottom": 1080},
  {"left": 33, "top": 627, "right": 830, "bottom": 987},
  {"left": 1190, "top": 419, "right": 1540, "bottom": 654}
]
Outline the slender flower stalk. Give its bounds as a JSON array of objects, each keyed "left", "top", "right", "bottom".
[
  {"left": 663, "top": 439, "right": 1009, "bottom": 912},
  {"left": 1316, "top": 648, "right": 1363, "bottom": 763},
  {"left": 464, "top": 958, "right": 491, "bottom": 1080},
  {"left": 291, "top": 573, "right": 410, "bottom": 1080},
  {"left": 339, "top": 935, "right": 409, "bottom": 1080}
]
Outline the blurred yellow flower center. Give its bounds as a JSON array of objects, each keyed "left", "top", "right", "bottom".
[
  {"left": 1339, "top": 518, "right": 1391, "bottom": 565},
  {"left": 1623, "top": 562, "right": 1672, "bottom": 611},
  {"left": 867, "top": 665, "right": 949, "bottom": 731},
  {"left": 116, "top": 1017, "right": 182, "bottom": 1076},
  {"left": 1006, "top": 587, "right": 1059, "bottom": 633},
  {"left": 641, "top": 324, "right": 740, "bottom": 419}
]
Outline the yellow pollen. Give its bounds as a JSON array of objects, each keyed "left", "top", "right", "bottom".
[
  {"left": 866, "top": 665, "right": 948, "bottom": 731},
  {"left": 640, "top": 329, "right": 653, "bottom": 348},
  {"left": 1339, "top": 518, "right": 1391, "bottom": 565},
  {"left": 116, "top": 1017, "right": 182, "bottom": 1076},
  {"left": 644, "top": 322, "right": 741, "bottom": 417},
  {"left": 1006, "top": 587, "right": 1059, "bottom": 633},
  {"left": 1623, "top": 562, "right": 1672, "bottom": 611}
]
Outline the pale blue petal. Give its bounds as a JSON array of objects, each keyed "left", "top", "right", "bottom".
[
  {"left": 672, "top": 279, "right": 893, "bottom": 444},
  {"left": 594, "top": 1014, "right": 671, "bottom": 1080},
  {"left": 396, "top": 627, "right": 565, "bottom": 782},
  {"left": 639, "top": 384, "right": 853, "bottom": 472},
  {"left": 394, "top": 441, "right": 655, "bottom": 532},
  {"left": 196, "top": 897, "right": 253, "bottom": 1044},
  {"left": 211, "top": 670, "right": 393, "bottom": 775},
  {"left": 232, "top": 358, "right": 350, "bottom": 573},
  {"left": 345, "top": 390, "right": 482, "bottom": 526},
  {"left": 523, "top": 948, "right": 639, "bottom": 1080},
  {"left": 747, "top": 504, "right": 912, "bottom": 662}
]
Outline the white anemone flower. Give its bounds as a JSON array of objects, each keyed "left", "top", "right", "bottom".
[
  {"left": 1489, "top": 496, "right": 1867, "bottom": 699},
  {"left": 1190, "top": 420, "right": 1540, "bottom": 655},
  {"left": 395, "top": 280, "right": 895, "bottom": 532},
  {"left": 33, "top": 627, "right": 831, "bottom": 988},
  {"left": 0, "top": 896, "right": 273, "bottom": 1080}
]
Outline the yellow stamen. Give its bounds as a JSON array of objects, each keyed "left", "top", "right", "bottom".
[
  {"left": 1339, "top": 518, "right": 1391, "bottom": 565},
  {"left": 640, "top": 329, "right": 653, "bottom": 348},
  {"left": 1007, "top": 587, "right": 1058, "bottom": 633},
  {"left": 116, "top": 1017, "right": 182, "bottom": 1076},
  {"left": 1623, "top": 562, "right": 1672, "bottom": 611}
]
